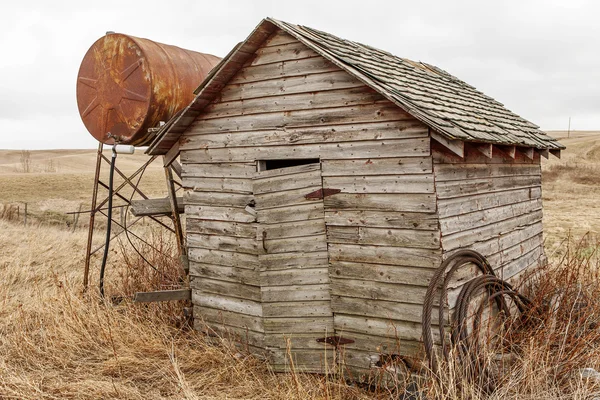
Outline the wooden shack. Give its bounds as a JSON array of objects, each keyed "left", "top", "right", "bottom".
[{"left": 147, "top": 18, "right": 564, "bottom": 376}]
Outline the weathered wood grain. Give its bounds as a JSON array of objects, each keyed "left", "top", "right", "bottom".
[
  {"left": 205, "top": 87, "right": 385, "bottom": 119},
  {"left": 329, "top": 243, "right": 441, "bottom": 268},
  {"left": 186, "top": 219, "right": 256, "bottom": 238},
  {"left": 216, "top": 70, "right": 363, "bottom": 103},
  {"left": 184, "top": 205, "right": 257, "bottom": 223},
  {"left": 188, "top": 247, "right": 258, "bottom": 268},
  {"left": 324, "top": 193, "right": 436, "bottom": 213},
  {"left": 439, "top": 198, "right": 542, "bottom": 236},
  {"left": 130, "top": 197, "right": 184, "bottom": 217},
  {"left": 435, "top": 175, "right": 541, "bottom": 199},
  {"left": 437, "top": 187, "right": 541, "bottom": 218},
  {"left": 261, "top": 267, "right": 330, "bottom": 286},
  {"left": 323, "top": 175, "right": 434, "bottom": 194},
  {"left": 181, "top": 120, "right": 426, "bottom": 150},
  {"left": 187, "top": 232, "right": 258, "bottom": 254},
  {"left": 325, "top": 210, "right": 438, "bottom": 230},
  {"left": 191, "top": 278, "right": 261, "bottom": 302},
  {"left": 327, "top": 226, "right": 440, "bottom": 249},
  {"left": 329, "top": 261, "right": 433, "bottom": 286},
  {"left": 181, "top": 138, "right": 429, "bottom": 162},
  {"left": 190, "top": 263, "right": 260, "bottom": 285},
  {"left": 184, "top": 190, "right": 254, "bottom": 207},
  {"left": 189, "top": 102, "right": 413, "bottom": 135},
  {"left": 192, "top": 292, "right": 263, "bottom": 318},
  {"left": 322, "top": 156, "right": 432, "bottom": 176}
]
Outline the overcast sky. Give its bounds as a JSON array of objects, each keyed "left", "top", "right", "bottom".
[{"left": 1, "top": 0, "right": 598, "bottom": 149}]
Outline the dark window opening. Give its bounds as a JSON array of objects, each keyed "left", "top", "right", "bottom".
[{"left": 262, "top": 158, "right": 320, "bottom": 171}]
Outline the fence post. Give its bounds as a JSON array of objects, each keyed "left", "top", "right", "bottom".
[
  {"left": 72, "top": 204, "right": 82, "bottom": 233},
  {"left": 24, "top": 202, "right": 27, "bottom": 226}
]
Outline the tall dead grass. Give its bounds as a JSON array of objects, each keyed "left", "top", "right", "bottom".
[{"left": 2, "top": 218, "right": 600, "bottom": 399}]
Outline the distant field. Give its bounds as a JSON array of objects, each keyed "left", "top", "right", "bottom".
[
  {"left": 542, "top": 130, "right": 600, "bottom": 251},
  {"left": 0, "top": 148, "right": 167, "bottom": 225}
]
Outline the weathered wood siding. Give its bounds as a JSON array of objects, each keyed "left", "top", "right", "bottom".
[
  {"left": 180, "top": 29, "right": 440, "bottom": 374},
  {"left": 433, "top": 142, "right": 545, "bottom": 287}
]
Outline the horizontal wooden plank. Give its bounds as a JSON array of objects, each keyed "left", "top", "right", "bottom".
[
  {"left": 259, "top": 251, "right": 329, "bottom": 271},
  {"left": 129, "top": 197, "right": 183, "bottom": 217},
  {"left": 325, "top": 210, "right": 438, "bottom": 230},
  {"left": 327, "top": 226, "right": 440, "bottom": 249},
  {"left": 184, "top": 190, "right": 254, "bottom": 208},
  {"left": 261, "top": 267, "right": 330, "bottom": 286},
  {"left": 255, "top": 185, "right": 322, "bottom": 210},
  {"left": 190, "top": 263, "right": 259, "bottom": 286},
  {"left": 462, "top": 221, "right": 543, "bottom": 263},
  {"left": 330, "top": 261, "right": 433, "bottom": 286},
  {"left": 192, "top": 292, "right": 263, "bottom": 318},
  {"left": 437, "top": 187, "right": 541, "bottom": 218},
  {"left": 186, "top": 219, "right": 256, "bottom": 238},
  {"left": 184, "top": 205, "right": 257, "bottom": 223},
  {"left": 191, "top": 278, "right": 261, "bottom": 302},
  {"left": 181, "top": 138, "right": 429, "bottom": 163},
  {"left": 182, "top": 176, "right": 252, "bottom": 193},
  {"left": 192, "top": 304, "right": 263, "bottom": 332},
  {"left": 499, "top": 244, "right": 544, "bottom": 282},
  {"left": 189, "top": 102, "right": 405, "bottom": 135},
  {"left": 257, "top": 202, "right": 324, "bottom": 224},
  {"left": 133, "top": 289, "right": 190, "bottom": 303},
  {"left": 217, "top": 70, "right": 363, "bottom": 103},
  {"left": 264, "top": 316, "right": 334, "bottom": 334},
  {"left": 322, "top": 157, "right": 432, "bottom": 176},
  {"left": 435, "top": 175, "right": 541, "bottom": 199},
  {"left": 434, "top": 163, "right": 540, "bottom": 182},
  {"left": 331, "top": 278, "right": 428, "bottom": 305},
  {"left": 189, "top": 102, "right": 413, "bottom": 135},
  {"left": 261, "top": 284, "right": 331, "bottom": 302},
  {"left": 261, "top": 30, "right": 298, "bottom": 48},
  {"left": 253, "top": 169, "right": 322, "bottom": 194},
  {"left": 251, "top": 40, "right": 320, "bottom": 66},
  {"left": 204, "top": 87, "right": 384, "bottom": 119},
  {"left": 323, "top": 175, "right": 434, "bottom": 194},
  {"left": 181, "top": 162, "right": 256, "bottom": 178},
  {"left": 334, "top": 314, "right": 432, "bottom": 343},
  {"left": 439, "top": 199, "right": 542, "bottom": 236},
  {"left": 324, "top": 192, "right": 436, "bottom": 213},
  {"left": 188, "top": 232, "right": 258, "bottom": 254},
  {"left": 329, "top": 243, "right": 441, "bottom": 268},
  {"left": 331, "top": 296, "right": 425, "bottom": 324},
  {"left": 263, "top": 301, "right": 332, "bottom": 318},
  {"left": 231, "top": 55, "right": 338, "bottom": 84},
  {"left": 263, "top": 333, "right": 336, "bottom": 350},
  {"left": 188, "top": 248, "right": 258, "bottom": 268},
  {"left": 269, "top": 348, "right": 335, "bottom": 370},
  {"left": 181, "top": 120, "right": 426, "bottom": 150},
  {"left": 263, "top": 235, "right": 328, "bottom": 254},
  {"left": 257, "top": 219, "right": 325, "bottom": 240},
  {"left": 441, "top": 209, "right": 543, "bottom": 251}
]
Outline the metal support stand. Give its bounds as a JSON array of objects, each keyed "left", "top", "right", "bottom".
[{"left": 81, "top": 145, "right": 181, "bottom": 293}]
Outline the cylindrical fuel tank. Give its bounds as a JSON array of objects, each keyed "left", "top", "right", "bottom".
[{"left": 76, "top": 33, "right": 221, "bottom": 146}]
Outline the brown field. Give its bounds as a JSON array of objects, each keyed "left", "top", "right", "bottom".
[{"left": 1, "top": 132, "right": 600, "bottom": 399}]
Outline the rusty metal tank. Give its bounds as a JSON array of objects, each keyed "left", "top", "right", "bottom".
[{"left": 77, "top": 33, "right": 221, "bottom": 146}]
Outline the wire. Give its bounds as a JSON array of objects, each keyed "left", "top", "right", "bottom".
[
  {"left": 421, "top": 250, "right": 536, "bottom": 394},
  {"left": 99, "top": 144, "right": 117, "bottom": 298}
]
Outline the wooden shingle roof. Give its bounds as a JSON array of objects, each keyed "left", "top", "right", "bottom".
[{"left": 147, "top": 18, "right": 564, "bottom": 155}]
